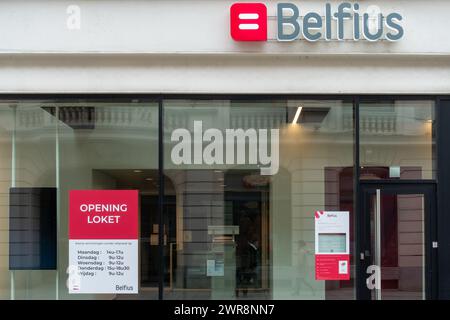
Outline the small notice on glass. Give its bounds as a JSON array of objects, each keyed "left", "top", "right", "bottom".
[{"left": 314, "top": 211, "right": 350, "bottom": 280}]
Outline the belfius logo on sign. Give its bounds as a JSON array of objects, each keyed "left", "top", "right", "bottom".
[
  {"left": 314, "top": 211, "right": 350, "bottom": 280},
  {"left": 68, "top": 190, "right": 138, "bottom": 294},
  {"left": 230, "top": 3, "right": 268, "bottom": 41},
  {"left": 230, "top": 2, "right": 404, "bottom": 42}
]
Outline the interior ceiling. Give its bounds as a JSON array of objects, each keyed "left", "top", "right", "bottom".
[
  {"left": 42, "top": 106, "right": 96, "bottom": 130},
  {"left": 94, "top": 169, "right": 160, "bottom": 188},
  {"left": 94, "top": 169, "right": 265, "bottom": 191}
]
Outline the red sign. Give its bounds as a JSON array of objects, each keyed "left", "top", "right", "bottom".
[
  {"left": 230, "top": 3, "right": 267, "bottom": 41},
  {"left": 314, "top": 211, "right": 350, "bottom": 280},
  {"left": 69, "top": 190, "right": 138, "bottom": 240},
  {"left": 315, "top": 254, "right": 350, "bottom": 280}
]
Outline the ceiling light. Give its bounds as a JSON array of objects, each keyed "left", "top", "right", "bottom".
[
  {"left": 133, "top": 170, "right": 142, "bottom": 173},
  {"left": 292, "top": 106, "right": 303, "bottom": 124}
]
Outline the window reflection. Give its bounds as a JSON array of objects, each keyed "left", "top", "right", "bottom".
[
  {"left": 360, "top": 101, "right": 435, "bottom": 180},
  {"left": 163, "top": 100, "right": 354, "bottom": 300}
]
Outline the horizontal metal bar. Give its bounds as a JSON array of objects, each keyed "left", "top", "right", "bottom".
[{"left": 0, "top": 94, "right": 445, "bottom": 102}]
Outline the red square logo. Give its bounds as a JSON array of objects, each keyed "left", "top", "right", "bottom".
[{"left": 230, "top": 3, "right": 267, "bottom": 41}]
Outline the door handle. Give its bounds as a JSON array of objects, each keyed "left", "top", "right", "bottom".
[
  {"left": 360, "top": 250, "right": 371, "bottom": 260},
  {"left": 374, "top": 189, "right": 382, "bottom": 300}
]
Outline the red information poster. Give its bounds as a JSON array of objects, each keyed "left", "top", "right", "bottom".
[
  {"left": 68, "top": 190, "right": 138, "bottom": 294},
  {"left": 314, "top": 211, "right": 350, "bottom": 280}
]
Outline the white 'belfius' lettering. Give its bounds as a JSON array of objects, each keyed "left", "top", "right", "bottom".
[{"left": 277, "top": 2, "right": 404, "bottom": 42}]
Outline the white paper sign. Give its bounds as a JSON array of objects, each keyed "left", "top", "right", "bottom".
[{"left": 68, "top": 190, "right": 139, "bottom": 294}]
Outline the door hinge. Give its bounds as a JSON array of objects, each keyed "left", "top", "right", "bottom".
[{"left": 432, "top": 241, "right": 438, "bottom": 248}]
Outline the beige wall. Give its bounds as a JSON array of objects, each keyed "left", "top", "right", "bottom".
[{"left": 272, "top": 122, "right": 353, "bottom": 299}]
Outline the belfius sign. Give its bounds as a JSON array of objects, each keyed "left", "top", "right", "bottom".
[
  {"left": 230, "top": 2, "right": 404, "bottom": 42},
  {"left": 68, "top": 190, "right": 138, "bottom": 294},
  {"left": 314, "top": 211, "right": 350, "bottom": 280}
]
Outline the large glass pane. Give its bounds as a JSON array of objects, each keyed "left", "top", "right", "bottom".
[
  {"left": 57, "top": 101, "right": 159, "bottom": 299},
  {"left": 0, "top": 101, "right": 160, "bottom": 300},
  {"left": 359, "top": 101, "right": 435, "bottom": 180},
  {"left": 0, "top": 103, "right": 57, "bottom": 299},
  {"left": 369, "top": 192, "right": 425, "bottom": 300},
  {"left": 163, "top": 99, "right": 354, "bottom": 300}
]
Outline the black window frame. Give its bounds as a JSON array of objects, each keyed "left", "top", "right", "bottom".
[{"left": 0, "top": 93, "right": 447, "bottom": 300}]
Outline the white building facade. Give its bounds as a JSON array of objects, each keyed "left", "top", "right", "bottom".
[{"left": 0, "top": 0, "right": 449, "bottom": 300}]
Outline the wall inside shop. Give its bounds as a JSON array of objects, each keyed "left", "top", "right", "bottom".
[{"left": 272, "top": 124, "right": 353, "bottom": 299}]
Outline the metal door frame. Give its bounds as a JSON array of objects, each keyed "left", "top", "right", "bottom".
[{"left": 357, "top": 180, "right": 438, "bottom": 300}]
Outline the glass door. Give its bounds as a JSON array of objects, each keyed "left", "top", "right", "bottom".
[{"left": 359, "top": 182, "right": 437, "bottom": 300}]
